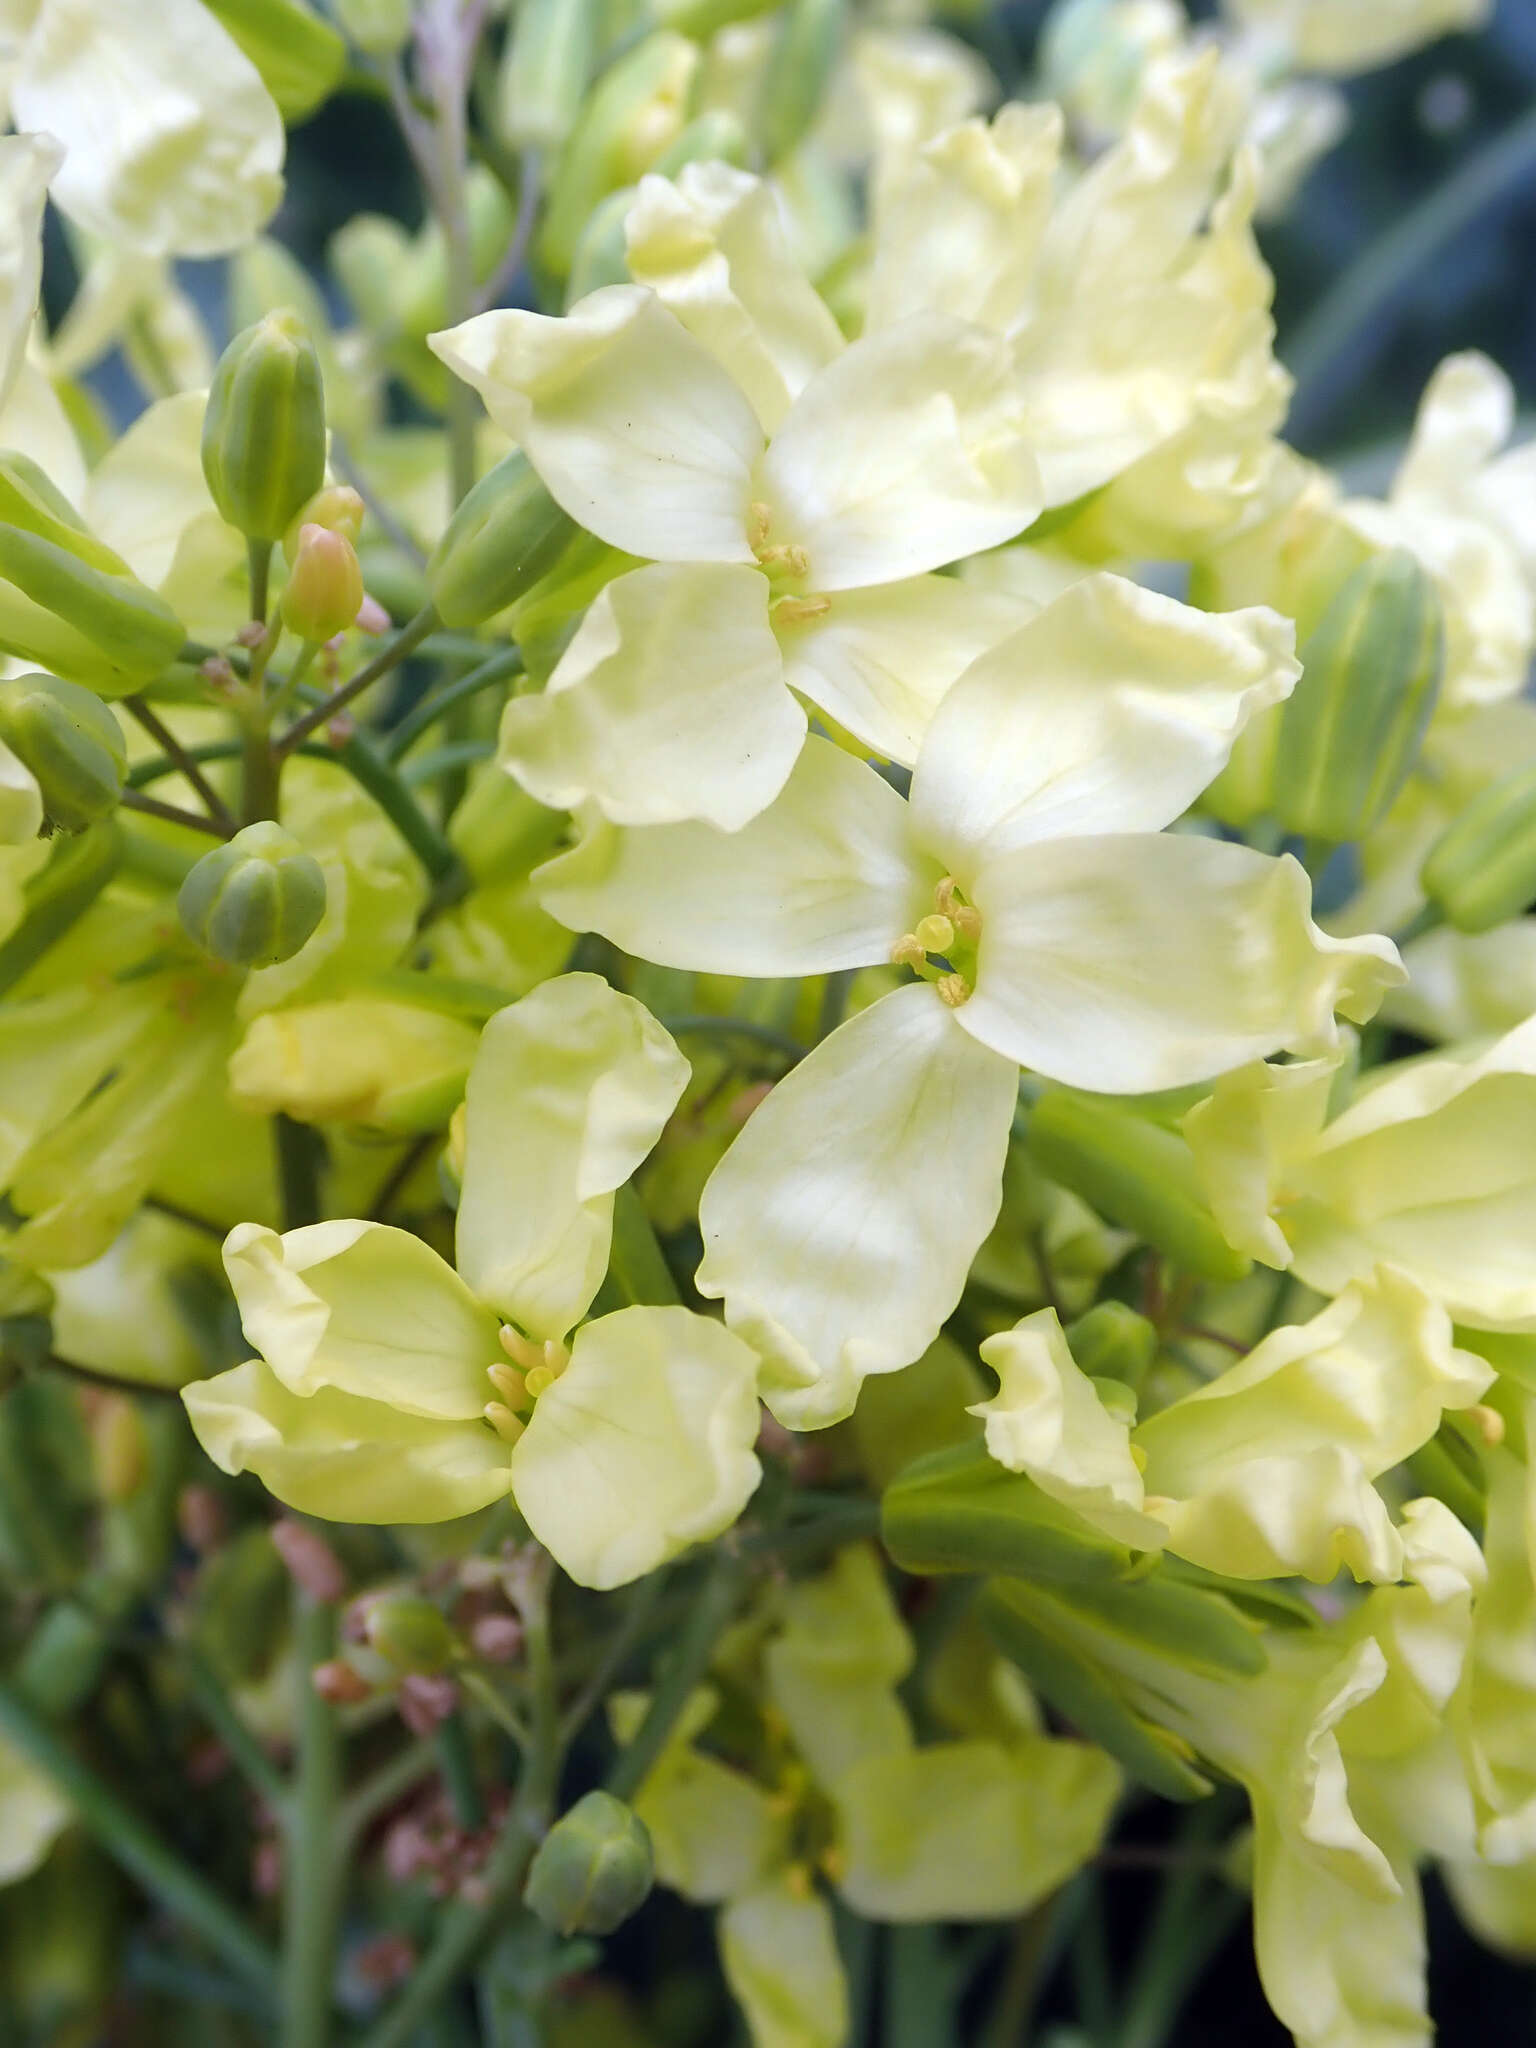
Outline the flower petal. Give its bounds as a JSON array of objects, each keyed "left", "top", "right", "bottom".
[
  {"left": 511, "top": 1304, "right": 762, "bottom": 1589},
  {"left": 623, "top": 161, "right": 844, "bottom": 431},
  {"left": 0, "top": 132, "right": 61, "bottom": 408},
  {"left": 962, "top": 835, "right": 1404, "bottom": 1093},
  {"left": 457, "top": 975, "right": 690, "bottom": 1340},
  {"left": 763, "top": 1547, "right": 914, "bottom": 1789},
  {"left": 537, "top": 738, "right": 936, "bottom": 976},
  {"left": 223, "top": 1220, "right": 498, "bottom": 1421},
  {"left": 718, "top": 1880, "right": 848, "bottom": 2048},
  {"left": 498, "top": 562, "right": 805, "bottom": 831},
  {"left": 758, "top": 314, "right": 1042, "bottom": 591},
  {"left": 697, "top": 986, "right": 1018, "bottom": 1429},
  {"left": 428, "top": 286, "right": 762, "bottom": 562},
  {"left": 910, "top": 575, "right": 1299, "bottom": 869},
  {"left": 182, "top": 1358, "right": 512, "bottom": 1524},
  {"left": 12, "top": 0, "right": 284, "bottom": 257},
  {"left": 971, "top": 1308, "right": 1167, "bottom": 1549},
  {"left": 780, "top": 574, "right": 1032, "bottom": 768}
]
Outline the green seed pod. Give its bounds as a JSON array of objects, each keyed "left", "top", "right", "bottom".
[
  {"left": 333, "top": 0, "right": 412, "bottom": 54},
  {"left": 364, "top": 1594, "right": 458, "bottom": 1675},
  {"left": 1421, "top": 760, "right": 1536, "bottom": 934},
  {"left": 498, "top": 0, "right": 597, "bottom": 152},
  {"left": 1270, "top": 548, "right": 1443, "bottom": 844},
  {"left": 178, "top": 821, "right": 327, "bottom": 968},
  {"left": 524, "top": 1790, "right": 654, "bottom": 1937},
  {"left": 281, "top": 524, "right": 365, "bottom": 642},
  {"left": 426, "top": 451, "right": 578, "bottom": 628},
  {"left": 1063, "top": 1302, "right": 1158, "bottom": 1395},
  {"left": 202, "top": 311, "right": 328, "bottom": 544},
  {"left": 757, "top": 0, "right": 847, "bottom": 164},
  {"left": 0, "top": 673, "right": 127, "bottom": 834},
  {"left": 1028, "top": 1088, "right": 1250, "bottom": 1284},
  {"left": 0, "top": 453, "right": 186, "bottom": 693}
]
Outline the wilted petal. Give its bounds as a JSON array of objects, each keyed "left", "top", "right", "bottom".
[
  {"left": 759, "top": 315, "right": 1041, "bottom": 591},
  {"left": 429, "top": 286, "right": 762, "bottom": 563},
  {"left": 697, "top": 986, "right": 1017, "bottom": 1429},
  {"left": 182, "top": 1359, "right": 512, "bottom": 1524},
  {"left": 12, "top": 0, "right": 284, "bottom": 257},
  {"left": 538, "top": 738, "right": 936, "bottom": 977},
  {"left": 456, "top": 975, "right": 690, "bottom": 1340},
  {"left": 511, "top": 1305, "right": 762, "bottom": 1590},
  {"left": 962, "top": 835, "right": 1403, "bottom": 1093},
  {"left": 910, "top": 575, "right": 1298, "bottom": 869},
  {"left": 499, "top": 562, "right": 804, "bottom": 831}
]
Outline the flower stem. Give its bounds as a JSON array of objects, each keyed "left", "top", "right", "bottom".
[
  {"left": 281, "top": 1593, "right": 344, "bottom": 2048},
  {"left": 384, "top": 644, "right": 524, "bottom": 761},
  {"left": 123, "top": 698, "right": 237, "bottom": 833},
  {"left": 0, "top": 1680, "right": 277, "bottom": 2002},
  {"left": 605, "top": 1554, "right": 745, "bottom": 1803},
  {"left": 276, "top": 604, "right": 440, "bottom": 755}
]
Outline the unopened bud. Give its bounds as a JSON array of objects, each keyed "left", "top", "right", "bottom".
[
  {"left": 313, "top": 1657, "right": 373, "bottom": 1705},
  {"left": 179, "top": 821, "right": 328, "bottom": 968},
  {"left": 1028, "top": 1088, "right": 1250, "bottom": 1284},
  {"left": 426, "top": 451, "right": 577, "bottom": 628},
  {"left": 0, "top": 672, "right": 126, "bottom": 833},
  {"left": 1271, "top": 549, "right": 1443, "bottom": 843},
  {"left": 469, "top": 1613, "right": 523, "bottom": 1664},
  {"left": 498, "top": 0, "right": 597, "bottom": 151},
  {"left": 364, "top": 1594, "right": 459, "bottom": 1675},
  {"left": 523, "top": 1790, "right": 654, "bottom": 1936},
  {"left": 757, "top": 0, "right": 847, "bottom": 164},
  {"left": 202, "top": 311, "right": 327, "bottom": 543},
  {"left": 1063, "top": 1302, "right": 1158, "bottom": 1394},
  {"left": 90, "top": 1393, "right": 146, "bottom": 1502},
  {"left": 281, "top": 524, "right": 365, "bottom": 642},
  {"left": 333, "top": 0, "right": 413, "bottom": 56},
  {"left": 283, "top": 486, "right": 365, "bottom": 563},
  {"left": 1421, "top": 760, "right": 1536, "bottom": 934},
  {"left": 0, "top": 454, "right": 185, "bottom": 692},
  {"left": 271, "top": 1517, "right": 348, "bottom": 1602}
]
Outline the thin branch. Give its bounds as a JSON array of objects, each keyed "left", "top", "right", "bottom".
[
  {"left": 119, "top": 789, "right": 233, "bottom": 839},
  {"left": 123, "top": 698, "right": 237, "bottom": 833}
]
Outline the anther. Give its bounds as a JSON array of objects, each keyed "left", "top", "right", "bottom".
[
  {"left": 770, "top": 594, "right": 831, "bottom": 626},
  {"left": 936, "top": 973, "right": 971, "bottom": 1008},
  {"left": 487, "top": 1362, "right": 527, "bottom": 1407},
  {"left": 1467, "top": 1403, "right": 1506, "bottom": 1446},
  {"left": 891, "top": 934, "right": 926, "bottom": 970},
  {"left": 748, "top": 501, "right": 772, "bottom": 548},
  {"left": 484, "top": 1402, "right": 526, "bottom": 1444},
  {"left": 934, "top": 877, "right": 959, "bottom": 915},
  {"left": 952, "top": 904, "right": 982, "bottom": 941},
  {"left": 499, "top": 1325, "right": 543, "bottom": 1373}
]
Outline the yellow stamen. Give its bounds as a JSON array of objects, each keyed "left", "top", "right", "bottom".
[
  {"left": 499, "top": 1325, "right": 543, "bottom": 1373},
  {"left": 890, "top": 934, "right": 926, "bottom": 970},
  {"left": 487, "top": 1362, "right": 527, "bottom": 1407},
  {"left": 524, "top": 1365, "right": 557, "bottom": 1400},
  {"left": 1468, "top": 1403, "right": 1506, "bottom": 1446},
  {"left": 952, "top": 904, "right": 982, "bottom": 942},
  {"left": 484, "top": 1402, "right": 526, "bottom": 1444},
  {"left": 914, "top": 912, "right": 956, "bottom": 954},
  {"left": 748, "top": 501, "right": 772, "bottom": 549},
  {"left": 936, "top": 973, "right": 971, "bottom": 1008},
  {"left": 771, "top": 594, "right": 831, "bottom": 626},
  {"left": 934, "top": 877, "right": 959, "bottom": 916}
]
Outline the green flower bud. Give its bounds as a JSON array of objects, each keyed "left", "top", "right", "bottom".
[
  {"left": 566, "top": 112, "right": 750, "bottom": 303},
  {"left": 1420, "top": 760, "right": 1536, "bottom": 934},
  {"left": 498, "top": 0, "right": 597, "bottom": 152},
  {"left": 656, "top": 0, "right": 780, "bottom": 33},
  {"left": 364, "top": 1594, "right": 459, "bottom": 1674},
  {"left": 201, "top": 0, "right": 346, "bottom": 122},
  {"left": 178, "top": 821, "right": 328, "bottom": 968},
  {"left": 758, "top": 0, "right": 846, "bottom": 164},
  {"left": 283, "top": 486, "right": 365, "bottom": 563},
  {"left": 202, "top": 311, "right": 328, "bottom": 544},
  {"left": 426, "top": 451, "right": 578, "bottom": 629},
  {"left": 0, "top": 454, "right": 186, "bottom": 694},
  {"left": 1027, "top": 1089, "right": 1250, "bottom": 1284},
  {"left": 281, "top": 524, "right": 365, "bottom": 642},
  {"left": 0, "top": 673, "right": 127, "bottom": 834},
  {"left": 1270, "top": 549, "right": 1443, "bottom": 844},
  {"left": 1063, "top": 1302, "right": 1158, "bottom": 1394},
  {"left": 333, "top": 0, "right": 412, "bottom": 55},
  {"left": 524, "top": 1790, "right": 654, "bottom": 1937}
]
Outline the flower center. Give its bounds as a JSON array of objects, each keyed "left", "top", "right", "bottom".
[
  {"left": 483, "top": 1326, "right": 571, "bottom": 1444},
  {"left": 891, "top": 876, "right": 983, "bottom": 1007}
]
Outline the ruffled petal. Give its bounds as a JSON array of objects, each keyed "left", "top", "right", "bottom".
[
  {"left": 11, "top": 0, "right": 284, "bottom": 257},
  {"left": 961, "top": 835, "right": 1404, "bottom": 1093},
  {"left": 697, "top": 986, "right": 1018, "bottom": 1429},
  {"left": 429, "top": 286, "right": 762, "bottom": 562},
  {"left": 456, "top": 975, "right": 690, "bottom": 1340},
  {"left": 910, "top": 575, "right": 1298, "bottom": 870},
  {"left": 498, "top": 562, "right": 805, "bottom": 831},
  {"left": 537, "top": 738, "right": 936, "bottom": 976},
  {"left": 758, "top": 314, "right": 1042, "bottom": 591},
  {"left": 222, "top": 1220, "right": 498, "bottom": 1421},
  {"left": 780, "top": 574, "right": 1031, "bottom": 768},
  {"left": 623, "top": 161, "right": 844, "bottom": 432},
  {"left": 511, "top": 1305, "right": 762, "bottom": 1591},
  {"left": 182, "top": 1358, "right": 512, "bottom": 1524}
]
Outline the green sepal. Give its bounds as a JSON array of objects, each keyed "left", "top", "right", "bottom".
[
  {"left": 881, "top": 1440, "right": 1141, "bottom": 1587},
  {"left": 1421, "top": 760, "right": 1536, "bottom": 934},
  {"left": 177, "top": 820, "right": 327, "bottom": 968},
  {"left": 200, "top": 0, "right": 346, "bottom": 121},
  {"left": 1028, "top": 1087, "right": 1251, "bottom": 1283},
  {"left": 757, "top": 0, "right": 846, "bottom": 162},
  {"left": 426, "top": 451, "right": 579, "bottom": 629}
]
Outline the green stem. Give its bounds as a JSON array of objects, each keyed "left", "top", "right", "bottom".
[
  {"left": 658, "top": 1015, "right": 806, "bottom": 1066},
  {"left": 435, "top": 1710, "right": 486, "bottom": 1829},
  {"left": 120, "top": 789, "right": 232, "bottom": 838},
  {"left": 282, "top": 1595, "right": 344, "bottom": 2048},
  {"left": 330, "top": 728, "right": 464, "bottom": 889},
  {"left": 557, "top": 1571, "right": 667, "bottom": 1748},
  {"left": 247, "top": 537, "right": 273, "bottom": 627},
  {"left": 385, "top": 645, "right": 523, "bottom": 760},
  {"left": 460, "top": 1667, "right": 531, "bottom": 1749},
  {"left": 123, "top": 698, "right": 237, "bottom": 832},
  {"left": 1393, "top": 901, "right": 1443, "bottom": 949},
  {"left": 177, "top": 1640, "right": 287, "bottom": 1813},
  {"left": 238, "top": 700, "right": 280, "bottom": 827},
  {"left": 605, "top": 1555, "right": 745, "bottom": 1803},
  {"left": 275, "top": 1113, "right": 323, "bottom": 1230},
  {"left": 605, "top": 1182, "right": 680, "bottom": 1308},
  {"left": 0, "top": 1681, "right": 277, "bottom": 2001},
  {"left": 276, "top": 604, "right": 440, "bottom": 755},
  {"left": 339, "top": 1739, "right": 439, "bottom": 1845},
  {"left": 1286, "top": 101, "right": 1536, "bottom": 445}
]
